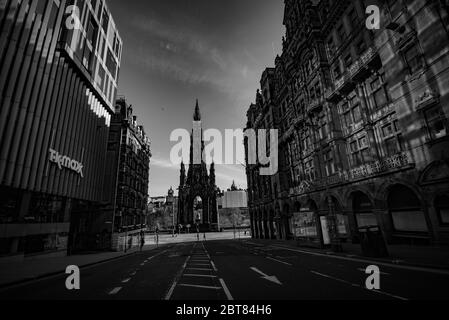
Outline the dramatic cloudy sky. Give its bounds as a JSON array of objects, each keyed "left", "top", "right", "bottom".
[{"left": 107, "top": 0, "right": 285, "bottom": 197}]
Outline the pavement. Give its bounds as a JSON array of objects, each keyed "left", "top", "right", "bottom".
[
  {"left": 0, "top": 245, "right": 157, "bottom": 288},
  {"left": 0, "top": 239, "right": 448, "bottom": 300}
]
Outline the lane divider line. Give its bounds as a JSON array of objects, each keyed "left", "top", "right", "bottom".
[
  {"left": 108, "top": 287, "right": 122, "bottom": 295},
  {"left": 164, "top": 255, "right": 191, "bottom": 300},
  {"left": 211, "top": 261, "right": 218, "bottom": 272},
  {"left": 267, "top": 257, "right": 292, "bottom": 266},
  {"left": 219, "top": 278, "right": 234, "bottom": 301},
  {"left": 310, "top": 270, "right": 408, "bottom": 301}
]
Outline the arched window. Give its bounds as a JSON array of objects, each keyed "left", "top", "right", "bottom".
[
  {"left": 352, "top": 192, "right": 377, "bottom": 228},
  {"left": 388, "top": 185, "right": 428, "bottom": 233},
  {"left": 435, "top": 195, "right": 449, "bottom": 225}
]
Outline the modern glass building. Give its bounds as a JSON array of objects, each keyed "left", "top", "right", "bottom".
[{"left": 0, "top": 0, "right": 122, "bottom": 258}]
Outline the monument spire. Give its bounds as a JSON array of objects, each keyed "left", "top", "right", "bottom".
[{"left": 193, "top": 99, "right": 201, "bottom": 121}]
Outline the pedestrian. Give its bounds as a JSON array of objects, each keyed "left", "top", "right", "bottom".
[
  {"left": 140, "top": 235, "right": 145, "bottom": 252},
  {"left": 203, "top": 232, "right": 206, "bottom": 241}
]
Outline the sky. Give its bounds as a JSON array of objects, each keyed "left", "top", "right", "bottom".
[{"left": 107, "top": 0, "right": 285, "bottom": 197}]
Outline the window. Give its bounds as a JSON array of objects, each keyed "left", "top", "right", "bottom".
[
  {"left": 348, "top": 8, "right": 359, "bottom": 30},
  {"left": 106, "top": 48, "right": 117, "bottom": 79},
  {"left": 349, "top": 136, "right": 370, "bottom": 166},
  {"left": 344, "top": 53, "right": 352, "bottom": 67},
  {"left": 424, "top": 105, "right": 448, "bottom": 140},
  {"left": 373, "top": 88, "right": 388, "bottom": 108},
  {"left": 404, "top": 43, "right": 424, "bottom": 74},
  {"left": 435, "top": 196, "right": 449, "bottom": 225},
  {"left": 388, "top": 185, "right": 428, "bottom": 233},
  {"left": 305, "top": 159, "right": 315, "bottom": 181},
  {"left": 333, "top": 64, "right": 341, "bottom": 79},
  {"left": 357, "top": 39, "right": 367, "bottom": 55},
  {"left": 352, "top": 104, "right": 362, "bottom": 123},
  {"left": 324, "top": 150, "right": 335, "bottom": 177},
  {"left": 102, "top": 8, "right": 109, "bottom": 33},
  {"left": 328, "top": 37, "right": 335, "bottom": 54},
  {"left": 337, "top": 24, "right": 346, "bottom": 42},
  {"left": 381, "top": 119, "right": 403, "bottom": 156},
  {"left": 387, "top": 0, "right": 402, "bottom": 20}
]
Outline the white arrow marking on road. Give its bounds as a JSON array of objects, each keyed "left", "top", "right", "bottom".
[{"left": 250, "top": 267, "right": 282, "bottom": 285}]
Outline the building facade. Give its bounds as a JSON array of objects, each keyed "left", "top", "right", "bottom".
[
  {"left": 0, "top": 0, "right": 122, "bottom": 257},
  {"left": 217, "top": 182, "right": 250, "bottom": 231},
  {"left": 246, "top": 0, "right": 449, "bottom": 248},
  {"left": 178, "top": 101, "right": 219, "bottom": 231},
  {"left": 148, "top": 188, "right": 178, "bottom": 232},
  {"left": 104, "top": 97, "right": 151, "bottom": 251}
]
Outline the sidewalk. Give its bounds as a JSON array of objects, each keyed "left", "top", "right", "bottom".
[
  {"left": 246, "top": 238, "right": 449, "bottom": 270},
  {"left": 0, "top": 244, "right": 158, "bottom": 288}
]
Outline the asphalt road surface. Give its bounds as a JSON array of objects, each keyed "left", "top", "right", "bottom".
[{"left": 0, "top": 240, "right": 448, "bottom": 300}]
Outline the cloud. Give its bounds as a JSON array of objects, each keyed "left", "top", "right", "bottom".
[{"left": 151, "top": 157, "right": 178, "bottom": 170}]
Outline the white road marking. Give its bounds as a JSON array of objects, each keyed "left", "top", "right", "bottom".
[
  {"left": 190, "top": 263, "right": 211, "bottom": 267},
  {"left": 267, "top": 257, "right": 293, "bottom": 266},
  {"left": 178, "top": 284, "right": 221, "bottom": 290},
  {"left": 186, "top": 267, "right": 213, "bottom": 271},
  {"left": 310, "top": 271, "right": 408, "bottom": 300},
  {"left": 121, "top": 278, "right": 132, "bottom": 283},
  {"left": 184, "top": 274, "right": 217, "bottom": 278},
  {"left": 211, "top": 261, "right": 218, "bottom": 272},
  {"left": 165, "top": 255, "right": 191, "bottom": 300},
  {"left": 271, "top": 245, "right": 449, "bottom": 276},
  {"left": 108, "top": 287, "right": 122, "bottom": 295},
  {"left": 219, "top": 278, "right": 234, "bottom": 301},
  {"left": 250, "top": 267, "right": 282, "bottom": 285}
]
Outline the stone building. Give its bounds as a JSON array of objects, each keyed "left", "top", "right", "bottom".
[
  {"left": 104, "top": 96, "right": 151, "bottom": 251},
  {"left": 245, "top": 0, "right": 449, "bottom": 248}
]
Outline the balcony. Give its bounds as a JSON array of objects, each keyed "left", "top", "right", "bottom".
[
  {"left": 327, "top": 46, "right": 379, "bottom": 100},
  {"left": 288, "top": 152, "right": 414, "bottom": 196},
  {"left": 370, "top": 103, "right": 396, "bottom": 122},
  {"left": 349, "top": 151, "right": 414, "bottom": 180},
  {"left": 307, "top": 96, "right": 325, "bottom": 114},
  {"left": 343, "top": 120, "right": 365, "bottom": 136}
]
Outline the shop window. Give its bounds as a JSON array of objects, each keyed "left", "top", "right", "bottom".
[
  {"left": 388, "top": 185, "right": 428, "bottom": 233},
  {"left": 353, "top": 191, "right": 378, "bottom": 228},
  {"left": 424, "top": 105, "right": 448, "bottom": 140},
  {"left": 435, "top": 195, "right": 449, "bottom": 225}
]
